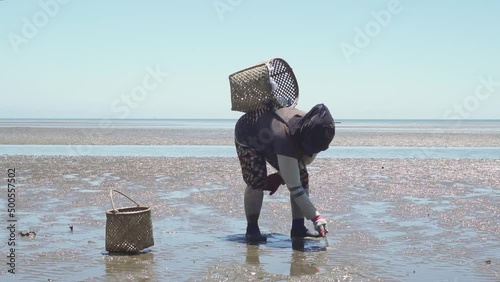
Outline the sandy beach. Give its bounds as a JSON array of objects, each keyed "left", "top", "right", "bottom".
[{"left": 1, "top": 122, "right": 499, "bottom": 281}]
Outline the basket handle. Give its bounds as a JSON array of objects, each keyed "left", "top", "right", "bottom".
[{"left": 109, "top": 189, "right": 140, "bottom": 211}]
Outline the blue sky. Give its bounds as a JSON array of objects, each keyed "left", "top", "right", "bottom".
[{"left": 1, "top": 0, "right": 499, "bottom": 119}]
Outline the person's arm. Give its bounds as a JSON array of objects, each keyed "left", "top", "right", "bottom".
[
  {"left": 277, "top": 154, "right": 318, "bottom": 219},
  {"left": 277, "top": 154, "right": 327, "bottom": 235}
]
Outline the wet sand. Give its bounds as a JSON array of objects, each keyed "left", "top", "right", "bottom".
[
  {"left": 1, "top": 155, "right": 499, "bottom": 281},
  {"left": 2, "top": 127, "right": 500, "bottom": 147}
]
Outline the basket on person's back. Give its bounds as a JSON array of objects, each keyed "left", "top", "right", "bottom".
[{"left": 229, "top": 58, "right": 299, "bottom": 113}]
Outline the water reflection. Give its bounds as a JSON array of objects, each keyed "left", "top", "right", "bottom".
[
  {"left": 104, "top": 250, "right": 156, "bottom": 281},
  {"left": 244, "top": 239, "right": 327, "bottom": 277},
  {"left": 245, "top": 244, "right": 261, "bottom": 265},
  {"left": 290, "top": 249, "right": 321, "bottom": 276},
  {"left": 290, "top": 238, "right": 326, "bottom": 276}
]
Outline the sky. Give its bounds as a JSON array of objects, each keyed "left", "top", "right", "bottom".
[{"left": 1, "top": 0, "right": 499, "bottom": 119}]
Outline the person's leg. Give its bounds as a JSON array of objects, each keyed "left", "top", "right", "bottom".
[
  {"left": 290, "top": 165, "right": 320, "bottom": 238},
  {"left": 236, "top": 142, "right": 268, "bottom": 242},
  {"left": 244, "top": 186, "right": 264, "bottom": 239}
]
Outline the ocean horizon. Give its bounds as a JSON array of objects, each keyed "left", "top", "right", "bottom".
[{"left": 1, "top": 118, "right": 499, "bottom": 133}]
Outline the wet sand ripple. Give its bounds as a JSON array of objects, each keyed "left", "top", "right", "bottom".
[{"left": 1, "top": 155, "right": 498, "bottom": 281}]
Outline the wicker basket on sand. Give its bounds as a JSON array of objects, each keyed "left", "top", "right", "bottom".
[{"left": 105, "top": 190, "right": 154, "bottom": 253}]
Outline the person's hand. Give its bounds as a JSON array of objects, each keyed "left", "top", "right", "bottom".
[
  {"left": 312, "top": 215, "right": 328, "bottom": 237},
  {"left": 263, "top": 172, "right": 284, "bottom": 195}
]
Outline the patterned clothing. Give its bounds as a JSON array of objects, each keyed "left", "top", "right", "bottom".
[
  {"left": 235, "top": 141, "right": 309, "bottom": 190},
  {"left": 234, "top": 108, "right": 307, "bottom": 165}
]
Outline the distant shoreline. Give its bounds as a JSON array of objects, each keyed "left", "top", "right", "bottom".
[
  {"left": 1, "top": 127, "right": 499, "bottom": 147},
  {"left": 1, "top": 118, "right": 500, "bottom": 121}
]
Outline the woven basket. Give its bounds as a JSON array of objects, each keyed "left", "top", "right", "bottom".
[
  {"left": 105, "top": 190, "right": 154, "bottom": 253},
  {"left": 229, "top": 58, "right": 299, "bottom": 112}
]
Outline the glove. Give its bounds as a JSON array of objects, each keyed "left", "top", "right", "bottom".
[
  {"left": 312, "top": 215, "right": 328, "bottom": 237},
  {"left": 263, "top": 172, "right": 284, "bottom": 195}
]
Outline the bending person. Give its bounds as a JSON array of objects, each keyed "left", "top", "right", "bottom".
[{"left": 234, "top": 103, "right": 335, "bottom": 242}]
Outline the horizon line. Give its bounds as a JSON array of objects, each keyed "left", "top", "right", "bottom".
[{"left": 1, "top": 117, "right": 500, "bottom": 121}]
